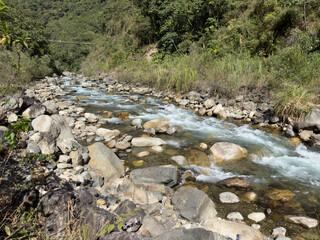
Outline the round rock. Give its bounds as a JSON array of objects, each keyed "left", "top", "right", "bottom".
[
  {"left": 219, "top": 192, "right": 240, "bottom": 203},
  {"left": 248, "top": 212, "right": 266, "bottom": 223}
]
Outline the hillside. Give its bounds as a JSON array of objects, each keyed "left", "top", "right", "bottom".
[{"left": 1, "top": 0, "right": 320, "bottom": 119}]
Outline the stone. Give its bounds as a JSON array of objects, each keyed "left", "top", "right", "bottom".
[
  {"left": 27, "top": 141, "right": 41, "bottom": 154},
  {"left": 242, "top": 101, "right": 256, "bottom": 111},
  {"left": 272, "top": 227, "right": 286, "bottom": 237},
  {"left": 172, "top": 186, "right": 217, "bottom": 222},
  {"left": 22, "top": 104, "right": 46, "bottom": 119},
  {"left": 142, "top": 215, "right": 166, "bottom": 237},
  {"left": 203, "top": 218, "right": 263, "bottom": 240},
  {"left": 300, "top": 108, "right": 320, "bottom": 130},
  {"left": 131, "top": 137, "right": 166, "bottom": 147},
  {"left": 132, "top": 160, "right": 145, "bottom": 167},
  {"left": 103, "top": 232, "right": 150, "bottom": 240},
  {"left": 199, "top": 143, "right": 208, "bottom": 149},
  {"left": 284, "top": 215, "right": 318, "bottom": 229},
  {"left": 137, "top": 151, "right": 150, "bottom": 157},
  {"left": 218, "top": 177, "right": 250, "bottom": 188},
  {"left": 275, "top": 237, "right": 291, "bottom": 240},
  {"left": 132, "top": 119, "right": 143, "bottom": 127},
  {"left": 150, "top": 145, "right": 163, "bottom": 152},
  {"left": 179, "top": 99, "right": 189, "bottom": 106},
  {"left": 242, "top": 192, "right": 258, "bottom": 202},
  {"left": 69, "top": 150, "right": 84, "bottom": 167},
  {"left": 7, "top": 113, "right": 18, "bottom": 123},
  {"left": 115, "top": 141, "right": 131, "bottom": 150},
  {"left": 186, "top": 149, "right": 211, "bottom": 167},
  {"left": 265, "top": 189, "right": 295, "bottom": 202},
  {"left": 57, "top": 163, "right": 73, "bottom": 169},
  {"left": 248, "top": 212, "right": 266, "bottom": 222},
  {"left": 209, "top": 142, "right": 247, "bottom": 162},
  {"left": 143, "top": 119, "right": 169, "bottom": 133},
  {"left": 219, "top": 192, "right": 240, "bottom": 203},
  {"left": 166, "top": 126, "right": 177, "bottom": 135},
  {"left": 299, "top": 130, "right": 313, "bottom": 141},
  {"left": 58, "top": 155, "right": 71, "bottom": 163},
  {"left": 116, "top": 112, "right": 130, "bottom": 119},
  {"left": 171, "top": 155, "right": 188, "bottom": 166},
  {"left": 96, "top": 128, "right": 121, "bottom": 139},
  {"left": 88, "top": 142, "right": 125, "bottom": 181},
  {"left": 130, "top": 165, "right": 178, "bottom": 188},
  {"left": 204, "top": 99, "right": 215, "bottom": 109},
  {"left": 227, "top": 212, "right": 244, "bottom": 221},
  {"left": 154, "top": 228, "right": 226, "bottom": 240},
  {"left": 32, "top": 115, "right": 59, "bottom": 135},
  {"left": 84, "top": 113, "right": 99, "bottom": 123}
]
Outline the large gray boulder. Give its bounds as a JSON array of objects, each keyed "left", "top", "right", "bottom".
[
  {"left": 153, "top": 228, "right": 226, "bottom": 240},
  {"left": 172, "top": 186, "right": 217, "bottom": 222},
  {"left": 130, "top": 165, "right": 179, "bottom": 188},
  {"left": 22, "top": 104, "right": 46, "bottom": 119},
  {"left": 300, "top": 108, "right": 320, "bottom": 130},
  {"left": 88, "top": 142, "right": 125, "bottom": 181}
]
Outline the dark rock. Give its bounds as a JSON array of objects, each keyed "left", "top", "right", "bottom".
[
  {"left": 153, "top": 228, "right": 226, "bottom": 240},
  {"left": 22, "top": 104, "right": 46, "bottom": 119},
  {"left": 172, "top": 186, "right": 217, "bottom": 222},
  {"left": 103, "top": 232, "right": 150, "bottom": 240},
  {"left": 130, "top": 165, "right": 179, "bottom": 188},
  {"left": 113, "top": 200, "right": 145, "bottom": 232},
  {"left": 11, "top": 189, "right": 39, "bottom": 211},
  {"left": 218, "top": 177, "right": 250, "bottom": 188}
]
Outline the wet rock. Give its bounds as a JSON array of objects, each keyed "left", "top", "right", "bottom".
[
  {"left": 130, "top": 165, "right": 178, "bottom": 187},
  {"left": 132, "top": 160, "right": 146, "bottom": 167},
  {"left": 209, "top": 142, "right": 247, "bottom": 163},
  {"left": 218, "top": 177, "right": 250, "bottom": 188},
  {"left": 153, "top": 228, "right": 226, "bottom": 240},
  {"left": 186, "top": 149, "right": 211, "bottom": 167},
  {"left": 171, "top": 155, "right": 188, "bottom": 166},
  {"left": 265, "top": 189, "right": 295, "bottom": 202},
  {"left": 219, "top": 192, "right": 240, "bottom": 203},
  {"left": 272, "top": 227, "right": 286, "bottom": 237},
  {"left": 143, "top": 119, "right": 169, "bottom": 133},
  {"left": 248, "top": 212, "right": 265, "bottom": 223},
  {"left": 88, "top": 142, "right": 125, "bottom": 181},
  {"left": 242, "top": 192, "right": 258, "bottom": 202},
  {"left": 150, "top": 145, "right": 163, "bottom": 152},
  {"left": 117, "top": 112, "right": 130, "bottom": 119},
  {"left": 166, "top": 126, "right": 177, "bottom": 135},
  {"left": 115, "top": 141, "right": 131, "bottom": 150},
  {"left": 22, "top": 104, "right": 46, "bottom": 119},
  {"left": 132, "top": 119, "right": 143, "bottom": 128},
  {"left": 131, "top": 137, "right": 166, "bottom": 147},
  {"left": 172, "top": 186, "right": 217, "bottom": 222},
  {"left": 284, "top": 215, "right": 318, "bottom": 229},
  {"left": 199, "top": 143, "right": 208, "bottom": 149},
  {"left": 137, "top": 151, "right": 150, "bottom": 157},
  {"left": 227, "top": 212, "right": 244, "bottom": 221},
  {"left": 203, "top": 218, "right": 263, "bottom": 240}
]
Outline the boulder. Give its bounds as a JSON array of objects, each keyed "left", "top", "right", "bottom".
[
  {"left": 143, "top": 119, "right": 169, "bottom": 133},
  {"left": 172, "top": 186, "right": 217, "bottom": 222},
  {"left": 284, "top": 215, "right": 318, "bottom": 229},
  {"left": 153, "top": 228, "right": 226, "bottom": 240},
  {"left": 84, "top": 113, "right": 99, "bottom": 123},
  {"left": 32, "top": 115, "right": 60, "bottom": 135},
  {"left": 203, "top": 218, "right": 263, "bottom": 240},
  {"left": 186, "top": 149, "right": 211, "bottom": 167},
  {"left": 298, "top": 130, "right": 313, "bottom": 141},
  {"left": 130, "top": 165, "right": 178, "bottom": 188},
  {"left": 171, "top": 155, "right": 188, "bottom": 166},
  {"left": 265, "top": 189, "right": 295, "bottom": 202},
  {"left": 96, "top": 128, "right": 121, "bottom": 139},
  {"left": 300, "top": 108, "right": 320, "bottom": 130},
  {"left": 88, "top": 142, "right": 125, "bottom": 181},
  {"left": 22, "top": 104, "right": 46, "bottom": 119},
  {"left": 142, "top": 215, "right": 166, "bottom": 237},
  {"left": 218, "top": 177, "right": 250, "bottom": 188},
  {"left": 204, "top": 98, "right": 215, "bottom": 109},
  {"left": 209, "top": 142, "right": 247, "bottom": 162},
  {"left": 131, "top": 137, "right": 166, "bottom": 147}
]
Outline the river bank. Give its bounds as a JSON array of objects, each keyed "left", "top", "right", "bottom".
[{"left": 0, "top": 73, "right": 319, "bottom": 239}]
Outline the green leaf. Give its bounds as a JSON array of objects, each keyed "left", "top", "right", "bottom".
[
  {"left": 10, "top": 132, "right": 15, "bottom": 140},
  {"left": 107, "top": 224, "right": 115, "bottom": 233},
  {"left": 5, "top": 226, "right": 11, "bottom": 236},
  {"left": 117, "top": 223, "right": 122, "bottom": 231}
]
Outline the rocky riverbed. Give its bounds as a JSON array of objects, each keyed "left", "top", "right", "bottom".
[{"left": 0, "top": 72, "right": 320, "bottom": 240}]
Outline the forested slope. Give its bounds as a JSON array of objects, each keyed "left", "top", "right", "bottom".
[{"left": 1, "top": 0, "right": 320, "bottom": 119}]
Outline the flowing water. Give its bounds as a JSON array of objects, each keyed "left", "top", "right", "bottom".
[{"left": 62, "top": 79, "right": 320, "bottom": 238}]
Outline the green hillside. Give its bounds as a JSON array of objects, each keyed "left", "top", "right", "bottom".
[{"left": 1, "top": 0, "right": 320, "bottom": 119}]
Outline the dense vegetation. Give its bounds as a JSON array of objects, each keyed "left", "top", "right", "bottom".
[{"left": 1, "top": 0, "right": 320, "bottom": 119}]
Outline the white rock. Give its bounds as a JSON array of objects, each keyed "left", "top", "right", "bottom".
[
  {"left": 171, "top": 155, "right": 188, "bottom": 166},
  {"left": 137, "top": 151, "right": 150, "bottom": 157},
  {"left": 8, "top": 113, "right": 18, "bottom": 123},
  {"left": 219, "top": 192, "right": 240, "bottom": 203},
  {"left": 227, "top": 212, "right": 244, "bottom": 221},
  {"left": 150, "top": 145, "right": 164, "bottom": 152},
  {"left": 248, "top": 212, "right": 266, "bottom": 223},
  {"left": 272, "top": 227, "right": 286, "bottom": 237},
  {"left": 84, "top": 113, "right": 99, "bottom": 123},
  {"left": 285, "top": 215, "right": 318, "bottom": 228},
  {"left": 251, "top": 224, "right": 260, "bottom": 230},
  {"left": 96, "top": 128, "right": 120, "bottom": 138},
  {"left": 131, "top": 137, "right": 166, "bottom": 147},
  {"left": 204, "top": 98, "right": 215, "bottom": 109},
  {"left": 199, "top": 143, "right": 208, "bottom": 149}
]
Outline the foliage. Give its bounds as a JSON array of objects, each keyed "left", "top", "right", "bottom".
[
  {"left": 23, "top": 153, "right": 55, "bottom": 164},
  {"left": 2, "top": 117, "right": 31, "bottom": 150}
]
